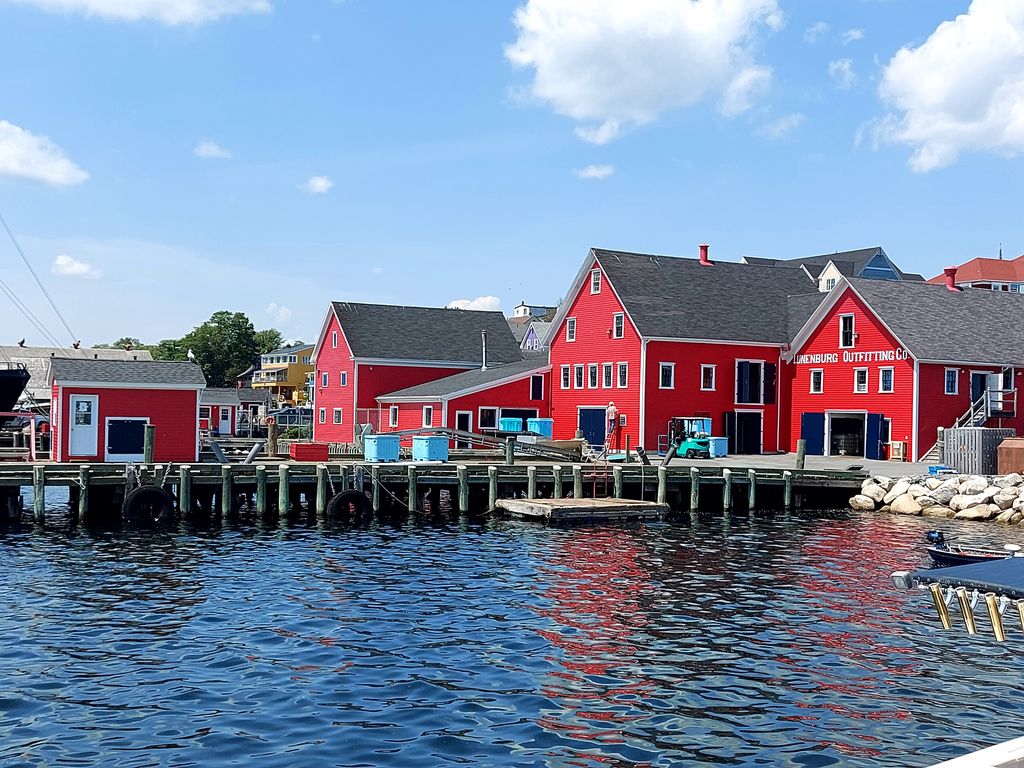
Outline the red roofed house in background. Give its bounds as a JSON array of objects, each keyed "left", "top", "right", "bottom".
[{"left": 926, "top": 253, "right": 1024, "bottom": 292}]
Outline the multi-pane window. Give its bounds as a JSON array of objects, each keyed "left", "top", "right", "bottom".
[
  {"left": 574, "top": 365, "right": 584, "bottom": 388},
  {"left": 318, "top": 408, "right": 326, "bottom": 424},
  {"left": 566, "top": 318, "right": 577, "bottom": 342},
  {"left": 612, "top": 313, "right": 624, "bottom": 339},
  {"left": 824, "top": 278, "right": 837, "bottom": 291},
  {"left": 422, "top": 406, "right": 433, "bottom": 427},
  {"left": 588, "top": 364, "right": 599, "bottom": 388},
  {"left": 590, "top": 269, "right": 602, "bottom": 294},
  {"left": 854, "top": 368, "right": 868, "bottom": 393},
  {"left": 945, "top": 368, "right": 959, "bottom": 395},
  {"left": 839, "top": 314, "right": 855, "bottom": 348},
  {"left": 879, "top": 367, "right": 894, "bottom": 393},
  {"left": 561, "top": 365, "right": 571, "bottom": 389},
  {"left": 333, "top": 408, "right": 343, "bottom": 424},
  {"left": 810, "top": 369, "right": 824, "bottom": 394},
  {"left": 602, "top": 363, "right": 613, "bottom": 388},
  {"left": 617, "top": 363, "right": 628, "bottom": 388},
  {"left": 701, "top": 365, "right": 716, "bottom": 391},
  {"left": 321, "top": 372, "right": 328, "bottom": 387},
  {"left": 659, "top": 363, "right": 674, "bottom": 389}
]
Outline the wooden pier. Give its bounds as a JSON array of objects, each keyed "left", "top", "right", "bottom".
[{"left": 0, "top": 460, "right": 866, "bottom": 524}]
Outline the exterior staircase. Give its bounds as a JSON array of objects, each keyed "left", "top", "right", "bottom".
[{"left": 920, "top": 386, "right": 1017, "bottom": 464}]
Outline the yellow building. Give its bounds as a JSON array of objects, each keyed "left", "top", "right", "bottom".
[{"left": 252, "top": 343, "right": 314, "bottom": 407}]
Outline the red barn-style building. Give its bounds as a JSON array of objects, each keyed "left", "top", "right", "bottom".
[
  {"left": 311, "top": 302, "right": 522, "bottom": 443},
  {"left": 49, "top": 358, "right": 205, "bottom": 463},
  {"left": 785, "top": 273, "right": 1024, "bottom": 462},
  {"left": 546, "top": 246, "right": 820, "bottom": 453},
  {"left": 200, "top": 389, "right": 241, "bottom": 436},
  {"left": 376, "top": 356, "right": 550, "bottom": 445}
]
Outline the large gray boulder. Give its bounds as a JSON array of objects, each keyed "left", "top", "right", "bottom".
[
  {"left": 951, "top": 493, "right": 993, "bottom": 512},
  {"left": 907, "top": 484, "right": 929, "bottom": 498},
  {"left": 916, "top": 495, "right": 939, "bottom": 509},
  {"left": 891, "top": 494, "right": 923, "bottom": 516},
  {"left": 849, "top": 494, "right": 877, "bottom": 511},
  {"left": 883, "top": 480, "right": 912, "bottom": 505},
  {"left": 960, "top": 475, "right": 990, "bottom": 494},
  {"left": 956, "top": 505, "right": 999, "bottom": 521},
  {"left": 925, "top": 478, "right": 944, "bottom": 491},
  {"left": 861, "top": 483, "right": 887, "bottom": 503},
  {"left": 871, "top": 476, "right": 895, "bottom": 492},
  {"left": 994, "top": 490, "right": 1018, "bottom": 510},
  {"left": 931, "top": 485, "right": 957, "bottom": 506},
  {"left": 995, "top": 473, "right": 1024, "bottom": 488},
  {"left": 996, "top": 510, "right": 1017, "bottom": 524},
  {"left": 922, "top": 506, "right": 955, "bottom": 518}
]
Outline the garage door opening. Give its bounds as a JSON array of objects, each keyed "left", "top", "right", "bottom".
[{"left": 828, "top": 414, "right": 864, "bottom": 456}]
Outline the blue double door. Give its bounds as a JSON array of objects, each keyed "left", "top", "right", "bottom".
[
  {"left": 578, "top": 408, "right": 608, "bottom": 447},
  {"left": 800, "top": 412, "right": 888, "bottom": 460}
]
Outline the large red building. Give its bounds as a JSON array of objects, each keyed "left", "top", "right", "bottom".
[
  {"left": 311, "top": 302, "right": 523, "bottom": 443},
  {"left": 546, "top": 246, "right": 820, "bottom": 453}
]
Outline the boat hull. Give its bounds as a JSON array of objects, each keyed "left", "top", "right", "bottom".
[
  {"left": 0, "top": 366, "right": 30, "bottom": 413},
  {"left": 927, "top": 546, "right": 1009, "bottom": 568}
]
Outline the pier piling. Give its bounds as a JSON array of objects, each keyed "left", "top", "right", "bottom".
[
  {"left": 221, "top": 465, "right": 233, "bottom": 520},
  {"left": 406, "top": 465, "right": 417, "bottom": 512},
  {"left": 527, "top": 465, "right": 537, "bottom": 499},
  {"left": 255, "top": 465, "right": 266, "bottom": 515},
  {"left": 488, "top": 466, "right": 498, "bottom": 511},
  {"left": 179, "top": 465, "right": 192, "bottom": 515},
  {"left": 747, "top": 469, "right": 757, "bottom": 510},
  {"left": 613, "top": 466, "right": 623, "bottom": 498},
  {"left": 690, "top": 466, "right": 699, "bottom": 511},
  {"left": 552, "top": 466, "right": 563, "bottom": 499},
  {"left": 77, "top": 465, "right": 90, "bottom": 522},
  {"left": 371, "top": 466, "right": 381, "bottom": 513},
  {"left": 32, "top": 465, "right": 45, "bottom": 522},
  {"left": 723, "top": 468, "right": 733, "bottom": 511},
  {"left": 783, "top": 470, "right": 793, "bottom": 510},
  {"left": 457, "top": 465, "right": 469, "bottom": 513},
  {"left": 573, "top": 465, "right": 583, "bottom": 499},
  {"left": 317, "top": 464, "right": 329, "bottom": 516},
  {"left": 657, "top": 466, "right": 667, "bottom": 505},
  {"left": 278, "top": 464, "right": 290, "bottom": 515}
]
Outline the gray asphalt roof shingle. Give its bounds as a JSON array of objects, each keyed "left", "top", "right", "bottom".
[
  {"left": 593, "top": 249, "right": 817, "bottom": 344},
  {"left": 847, "top": 278, "right": 1024, "bottom": 363},
  {"left": 201, "top": 388, "right": 242, "bottom": 406},
  {"left": 331, "top": 302, "right": 522, "bottom": 365},
  {"left": 49, "top": 358, "right": 207, "bottom": 387},
  {"left": 787, "top": 293, "right": 829, "bottom": 341},
  {"left": 378, "top": 357, "right": 547, "bottom": 400}
]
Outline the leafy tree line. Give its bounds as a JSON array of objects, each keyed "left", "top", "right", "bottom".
[{"left": 95, "top": 311, "right": 288, "bottom": 387}]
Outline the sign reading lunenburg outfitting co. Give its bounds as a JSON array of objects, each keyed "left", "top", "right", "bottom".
[{"left": 793, "top": 348, "right": 912, "bottom": 365}]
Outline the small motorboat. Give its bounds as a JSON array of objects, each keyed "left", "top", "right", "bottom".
[{"left": 926, "top": 530, "right": 1022, "bottom": 567}]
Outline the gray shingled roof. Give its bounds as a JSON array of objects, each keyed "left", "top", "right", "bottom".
[
  {"left": 593, "top": 249, "right": 816, "bottom": 344},
  {"left": 236, "top": 387, "right": 274, "bottom": 405},
  {"left": 745, "top": 246, "right": 924, "bottom": 282},
  {"left": 201, "top": 388, "right": 241, "bottom": 406},
  {"left": 787, "top": 293, "right": 828, "bottom": 341},
  {"left": 848, "top": 277, "right": 1024, "bottom": 363},
  {"left": 378, "top": 357, "right": 547, "bottom": 400},
  {"left": 1, "top": 346, "right": 154, "bottom": 402},
  {"left": 49, "top": 358, "right": 206, "bottom": 387},
  {"left": 331, "top": 302, "right": 522, "bottom": 364}
]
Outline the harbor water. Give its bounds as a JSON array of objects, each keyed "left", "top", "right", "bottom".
[{"left": 2, "top": 502, "right": 1023, "bottom": 767}]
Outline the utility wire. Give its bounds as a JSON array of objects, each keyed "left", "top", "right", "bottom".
[{"left": 0, "top": 275, "right": 63, "bottom": 347}]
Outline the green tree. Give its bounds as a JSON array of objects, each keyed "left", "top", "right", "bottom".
[
  {"left": 181, "top": 311, "right": 258, "bottom": 387},
  {"left": 254, "top": 328, "right": 284, "bottom": 354},
  {"left": 150, "top": 338, "right": 186, "bottom": 361},
  {"left": 95, "top": 336, "right": 145, "bottom": 350}
]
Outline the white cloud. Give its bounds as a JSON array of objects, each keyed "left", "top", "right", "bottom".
[
  {"left": 573, "top": 164, "right": 614, "bottom": 180},
  {"left": 0, "top": 120, "right": 88, "bottom": 185},
  {"left": 446, "top": 296, "right": 501, "bottom": 311},
  {"left": 193, "top": 139, "right": 232, "bottom": 159},
  {"left": 51, "top": 254, "right": 101, "bottom": 279},
  {"left": 828, "top": 58, "right": 857, "bottom": 90},
  {"left": 371, "top": 266, "right": 383, "bottom": 275},
  {"left": 757, "top": 113, "right": 805, "bottom": 139},
  {"left": 506, "top": 0, "right": 782, "bottom": 142},
  {"left": 300, "top": 175, "right": 333, "bottom": 194},
  {"left": 875, "top": 0, "right": 1024, "bottom": 172},
  {"left": 265, "top": 302, "right": 292, "bottom": 323},
  {"left": 804, "top": 21, "right": 829, "bottom": 43},
  {"left": 842, "top": 28, "right": 864, "bottom": 44},
  {"left": 719, "top": 65, "right": 773, "bottom": 117},
  {"left": 2, "top": 0, "right": 271, "bottom": 24}
]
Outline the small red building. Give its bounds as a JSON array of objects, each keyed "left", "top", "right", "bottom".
[
  {"left": 376, "top": 357, "right": 551, "bottom": 445},
  {"left": 785, "top": 272, "right": 1024, "bottom": 461},
  {"left": 49, "top": 358, "right": 206, "bottom": 463},
  {"left": 546, "top": 246, "right": 819, "bottom": 453},
  {"left": 311, "top": 302, "right": 523, "bottom": 444},
  {"left": 199, "top": 389, "right": 241, "bottom": 436}
]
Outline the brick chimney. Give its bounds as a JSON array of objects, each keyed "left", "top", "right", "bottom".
[
  {"left": 699, "top": 243, "right": 712, "bottom": 266},
  {"left": 943, "top": 267, "right": 960, "bottom": 292}
]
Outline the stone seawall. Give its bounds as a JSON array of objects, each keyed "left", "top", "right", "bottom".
[{"left": 850, "top": 473, "right": 1024, "bottom": 523}]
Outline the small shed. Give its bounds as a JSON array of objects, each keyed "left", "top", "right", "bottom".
[
  {"left": 48, "top": 358, "right": 206, "bottom": 463},
  {"left": 200, "top": 389, "right": 242, "bottom": 436},
  {"left": 236, "top": 387, "right": 274, "bottom": 435}
]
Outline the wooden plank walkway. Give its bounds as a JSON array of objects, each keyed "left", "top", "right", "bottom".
[{"left": 496, "top": 497, "right": 669, "bottom": 521}]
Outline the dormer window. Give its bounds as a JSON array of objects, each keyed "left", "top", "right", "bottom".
[
  {"left": 590, "top": 269, "right": 602, "bottom": 294},
  {"left": 839, "top": 314, "right": 855, "bottom": 348},
  {"left": 824, "top": 278, "right": 837, "bottom": 291}
]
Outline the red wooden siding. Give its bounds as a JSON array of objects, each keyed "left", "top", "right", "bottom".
[
  {"left": 356, "top": 364, "right": 469, "bottom": 410},
  {"left": 313, "top": 313, "right": 357, "bottom": 443}
]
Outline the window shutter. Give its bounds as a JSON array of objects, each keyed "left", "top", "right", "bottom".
[
  {"left": 764, "top": 363, "right": 777, "bottom": 405},
  {"left": 736, "top": 362, "right": 749, "bottom": 402}
]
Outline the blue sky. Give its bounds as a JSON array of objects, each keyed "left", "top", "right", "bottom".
[{"left": 0, "top": 0, "right": 1020, "bottom": 345}]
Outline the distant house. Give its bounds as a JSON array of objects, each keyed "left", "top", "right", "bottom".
[
  {"left": 742, "top": 247, "right": 924, "bottom": 292},
  {"left": 926, "top": 254, "right": 1024, "bottom": 292},
  {"left": 252, "top": 343, "right": 314, "bottom": 407},
  {"left": 200, "top": 388, "right": 241, "bottom": 436},
  {"left": 508, "top": 301, "right": 557, "bottom": 345},
  {"left": 511, "top": 301, "right": 557, "bottom": 319},
  {"left": 0, "top": 345, "right": 154, "bottom": 407},
  {"left": 519, "top": 321, "right": 550, "bottom": 352}
]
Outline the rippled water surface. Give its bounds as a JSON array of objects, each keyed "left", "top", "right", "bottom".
[{"left": 2, "top": 506, "right": 1023, "bottom": 767}]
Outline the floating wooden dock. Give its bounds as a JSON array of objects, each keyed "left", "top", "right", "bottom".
[
  {"left": 496, "top": 497, "right": 669, "bottom": 521},
  {"left": 0, "top": 460, "right": 866, "bottom": 523}
]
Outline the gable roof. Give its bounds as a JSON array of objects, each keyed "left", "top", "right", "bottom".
[
  {"left": 926, "top": 255, "right": 1024, "bottom": 285},
  {"left": 745, "top": 247, "right": 925, "bottom": 282},
  {"left": 265, "top": 343, "right": 313, "bottom": 356},
  {"left": 377, "top": 356, "right": 548, "bottom": 401},
  {"left": 586, "top": 248, "right": 817, "bottom": 344},
  {"left": 236, "top": 387, "right": 275, "bottom": 405},
  {"left": 201, "top": 388, "right": 242, "bottom": 406},
  {"left": 1, "top": 346, "right": 155, "bottom": 402},
  {"left": 48, "top": 358, "right": 206, "bottom": 387},
  {"left": 328, "top": 302, "right": 522, "bottom": 365},
  {"left": 787, "top": 293, "right": 829, "bottom": 341}
]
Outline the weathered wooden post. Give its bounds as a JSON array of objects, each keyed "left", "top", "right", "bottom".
[
  {"left": 552, "top": 465, "right": 563, "bottom": 499},
  {"left": 572, "top": 465, "right": 583, "bottom": 499},
  {"left": 337, "top": 464, "right": 349, "bottom": 492},
  {"left": 457, "top": 465, "right": 470, "bottom": 513},
  {"left": 255, "top": 465, "right": 267, "bottom": 515},
  {"left": 278, "top": 463, "right": 290, "bottom": 516},
  {"left": 268, "top": 421, "right": 279, "bottom": 457},
  {"left": 527, "top": 465, "right": 537, "bottom": 499},
  {"left": 723, "top": 468, "right": 733, "bottom": 510},
  {"left": 504, "top": 437, "right": 515, "bottom": 466},
  {"left": 747, "top": 469, "right": 757, "bottom": 510},
  {"left": 657, "top": 466, "right": 667, "bottom": 504},
  {"left": 317, "top": 463, "right": 329, "bottom": 517},
  {"left": 613, "top": 465, "right": 623, "bottom": 498},
  {"left": 783, "top": 470, "right": 793, "bottom": 510},
  {"left": 690, "top": 466, "right": 700, "bottom": 511},
  {"left": 144, "top": 424, "right": 156, "bottom": 465},
  {"left": 221, "top": 464, "right": 233, "bottom": 520},
  {"left": 370, "top": 465, "right": 381, "bottom": 513},
  {"left": 77, "top": 465, "right": 90, "bottom": 522},
  {"left": 624, "top": 436, "right": 631, "bottom": 463},
  {"left": 488, "top": 465, "right": 498, "bottom": 510},
  {"left": 32, "top": 465, "right": 45, "bottom": 522},
  {"left": 406, "top": 464, "right": 417, "bottom": 512},
  {"left": 796, "top": 439, "right": 806, "bottom": 470},
  {"left": 179, "top": 465, "right": 192, "bottom": 515}
]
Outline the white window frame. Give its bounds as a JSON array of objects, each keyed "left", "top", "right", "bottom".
[
  {"left": 824, "top": 278, "right": 837, "bottom": 291},
  {"left": 566, "top": 317, "right": 577, "bottom": 343},
  {"left": 839, "top": 314, "right": 855, "bottom": 349},
  {"left": 321, "top": 372, "right": 328, "bottom": 387},
  {"left": 331, "top": 331, "right": 338, "bottom": 349},
  {"left": 617, "top": 362, "right": 628, "bottom": 388},
  {"left": 810, "top": 369, "right": 824, "bottom": 395},
  {"left": 340, "top": 371, "right": 348, "bottom": 387},
  {"left": 700, "top": 364, "right": 716, "bottom": 392},
  {"left": 422, "top": 406, "right": 434, "bottom": 428},
  {"left": 945, "top": 368, "right": 959, "bottom": 395},
  {"left": 879, "top": 366, "right": 894, "bottom": 394},
  {"left": 853, "top": 367, "right": 868, "bottom": 394},
  {"left": 612, "top": 313, "right": 624, "bottom": 339},
  {"left": 333, "top": 408, "right": 343, "bottom": 424},
  {"left": 588, "top": 363, "right": 599, "bottom": 388},
  {"left": 659, "top": 362, "right": 675, "bottom": 389},
  {"left": 478, "top": 407, "right": 498, "bottom": 432},
  {"left": 389, "top": 405, "right": 399, "bottom": 428},
  {"left": 318, "top": 408, "right": 326, "bottom": 424},
  {"left": 590, "top": 269, "right": 602, "bottom": 294},
  {"left": 199, "top": 406, "right": 211, "bottom": 419},
  {"left": 560, "top": 365, "right": 570, "bottom": 389},
  {"left": 602, "top": 363, "right": 613, "bottom": 388},
  {"left": 574, "top": 364, "right": 584, "bottom": 389}
]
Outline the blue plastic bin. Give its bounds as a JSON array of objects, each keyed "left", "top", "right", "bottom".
[
  {"left": 412, "top": 435, "right": 449, "bottom": 462},
  {"left": 364, "top": 434, "right": 400, "bottom": 463},
  {"left": 499, "top": 417, "right": 523, "bottom": 433},
  {"left": 708, "top": 437, "right": 729, "bottom": 458},
  {"left": 526, "top": 418, "right": 554, "bottom": 438}
]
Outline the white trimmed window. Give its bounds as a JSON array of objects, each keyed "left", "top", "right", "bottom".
[
  {"left": 588, "top": 364, "right": 598, "bottom": 388},
  {"left": 810, "top": 369, "right": 824, "bottom": 394},
  {"left": 590, "top": 269, "right": 601, "bottom": 294},
  {"left": 561, "top": 365, "right": 570, "bottom": 389},
  {"left": 389, "top": 405, "right": 399, "bottom": 428},
  {"left": 333, "top": 408, "right": 343, "bottom": 424},
  {"left": 617, "top": 362, "right": 628, "bottom": 388},
  {"left": 659, "top": 363, "right": 675, "bottom": 389},
  {"left": 824, "top": 278, "right": 837, "bottom": 291},
  {"left": 879, "top": 367, "right": 894, "bottom": 393},
  {"left": 321, "top": 372, "right": 328, "bottom": 387},
  {"left": 602, "top": 363, "right": 613, "bottom": 388},
  {"left": 318, "top": 408, "right": 326, "bottom": 424},
  {"left": 574, "top": 364, "right": 584, "bottom": 388},
  {"left": 839, "top": 314, "right": 855, "bottom": 348},
  {"left": 945, "top": 368, "right": 959, "bottom": 395},
  {"left": 854, "top": 368, "right": 868, "bottom": 393},
  {"left": 612, "top": 313, "right": 624, "bottom": 339},
  {"left": 340, "top": 371, "right": 348, "bottom": 387},
  {"left": 701, "top": 365, "right": 716, "bottom": 391},
  {"left": 566, "top": 318, "right": 577, "bottom": 342},
  {"left": 331, "top": 331, "right": 338, "bottom": 349},
  {"left": 422, "top": 406, "right": 433, "bottom": 427}
]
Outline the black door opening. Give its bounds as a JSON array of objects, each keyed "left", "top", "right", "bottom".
[
  {"left": 726, "top": 411, "right": 762, "bottom": 454},
  {"left": 829, "top": 415, "right": 865, "bottom": 456}
]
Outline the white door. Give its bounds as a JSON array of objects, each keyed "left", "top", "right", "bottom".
[
  {"left": 219, "top": 407, "right": 232, "bottom": 435},
  {"left": 69, "top": 395, "right": 99, "bottom": 457},
  {"left": 989, "top": 373, "right": 1004, "bottom": 412}
]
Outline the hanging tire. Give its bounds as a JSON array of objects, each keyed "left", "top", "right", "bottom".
[
  {"left": 325, "top": 489, "right": 371, "bottom": 519},
  {"left": 122, "top": 485, "right": 176, "bottom": 527}
]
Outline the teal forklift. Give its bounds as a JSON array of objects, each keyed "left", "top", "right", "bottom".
[{"left": 667, "top": 417, "right": 712, "bottom": 459}]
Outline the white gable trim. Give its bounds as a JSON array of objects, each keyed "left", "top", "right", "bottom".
[{"left": 310, "top": 304, "right": 338, "bottom": 364}]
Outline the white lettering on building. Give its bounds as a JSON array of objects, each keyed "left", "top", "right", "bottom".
[{"left": 794, "top": 348, "right": 910, "bottom": 364}]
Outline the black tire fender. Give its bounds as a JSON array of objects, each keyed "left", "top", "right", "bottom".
[
  {"left": 325, "top": 489, "right": 371, "bottom": 519},
  {"left": 122, "top": 485, "right": 176, "bottom": 527}
]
